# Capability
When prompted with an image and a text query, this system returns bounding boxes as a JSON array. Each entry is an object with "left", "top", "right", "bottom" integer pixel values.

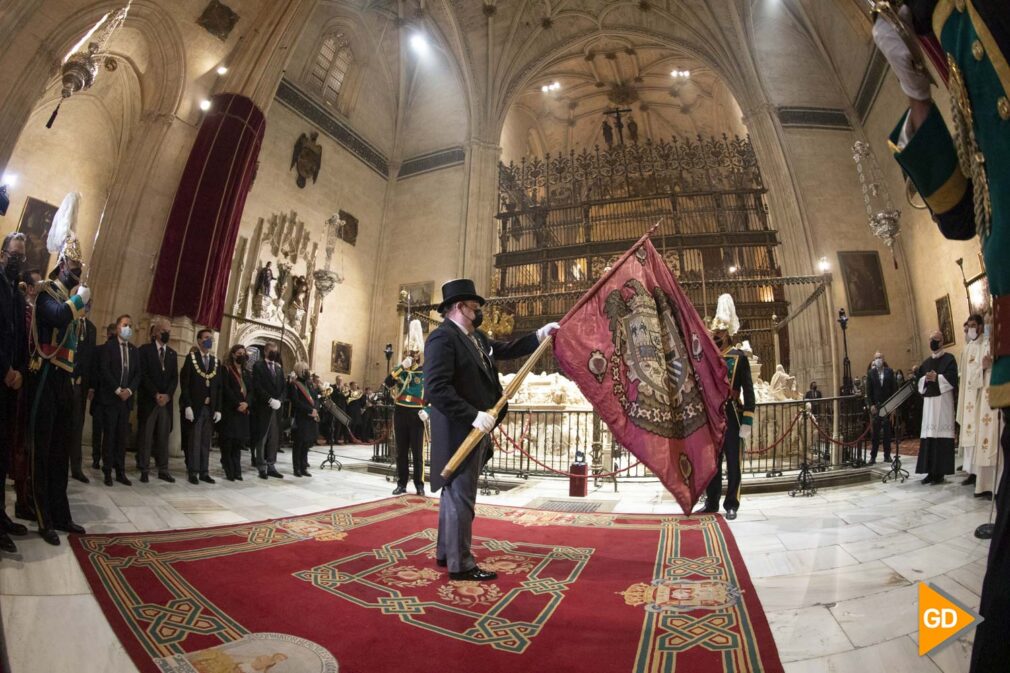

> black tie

[
  {"left": 159, "top": 346, "right": 165, "bottom": 370},
  {"left": 120, "top": 343, "right": 128, "bottom": 387}
]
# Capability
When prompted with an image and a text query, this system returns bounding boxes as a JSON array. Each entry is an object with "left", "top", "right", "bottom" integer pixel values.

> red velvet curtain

[{"left": 147, "top": 93, "right": 265, "bottom": 330}]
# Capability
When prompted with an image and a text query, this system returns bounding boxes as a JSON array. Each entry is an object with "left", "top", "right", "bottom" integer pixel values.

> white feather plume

[
  {"left": 48, "top": 192, "right": 80, "bottom": 254},
  {"left": 405, "top": 319, "right": 425, "bottom": 352},
  {"left": 712, "top": 293, "right": 740, "bottom": 336}
]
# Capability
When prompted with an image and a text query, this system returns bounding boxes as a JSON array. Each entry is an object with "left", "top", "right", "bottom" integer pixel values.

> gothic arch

[{"left": 232, "top": 322, "right": 311, "bottom": 368}]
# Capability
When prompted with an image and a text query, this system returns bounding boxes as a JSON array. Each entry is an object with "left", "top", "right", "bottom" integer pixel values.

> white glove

[
  {"left": 472, "top": 410, "right": 496, "bottom": 434},
  {"left": 76, "top": 285, "right": 91, "bottom": 305},
  {"left": 739, "top": 424, "right": 752, "bottom": 440},
  {"left": 400, "top": 356, "right": 413, "bottom": 369},
  {"left": 269, "top": 398, "right": 281, "bottom": 410},
  {"left": 184, "top": 407, "right": 194, "bottom": 422},
  {"left": 213, "top": 411, "right": 222, "bottom": 423},
  {"left": 418, "top": 409, "right": 429, "bottom": 422},
  {"left": 537, "top": 322, "right": 561, "bottom": 343},
  {"left": 872, "top": 11, "right": 931, "bottom": 101}
]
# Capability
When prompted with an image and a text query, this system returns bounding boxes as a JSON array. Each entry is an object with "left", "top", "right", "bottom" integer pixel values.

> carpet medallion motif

[{"left": 71, "top": 496, "right": 783, "bottom": 673}]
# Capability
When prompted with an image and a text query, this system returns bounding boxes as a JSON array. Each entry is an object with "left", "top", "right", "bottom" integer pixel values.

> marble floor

[{"left": 1, "top": 445, "right": 993, "bottom": 673}]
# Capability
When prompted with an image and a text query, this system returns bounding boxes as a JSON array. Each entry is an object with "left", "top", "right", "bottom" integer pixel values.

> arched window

[{"left": 308, "top": 33, "right": 352, "bottom": 106}]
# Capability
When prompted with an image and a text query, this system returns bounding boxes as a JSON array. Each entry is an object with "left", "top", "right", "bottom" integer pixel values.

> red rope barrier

[
  {"left": 808, "top": 415, "right": 873, "bottom": 446},
  {"left": 745, "top": 411, "right": 805, "bottom": 455},
  {"left": 493, "top": 422, "right": 643, "bottom": 478}
]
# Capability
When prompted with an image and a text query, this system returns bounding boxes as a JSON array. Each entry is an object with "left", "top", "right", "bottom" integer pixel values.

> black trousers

[
  {"left": 394, "top": 405, "right": 425, "bottom": 488},
  {"left": 870, "top": 415, "right": 892, "bottom": 462},
  {"left": 971, "top": 424, "right": 1010, "bottom": 673},
  {"left": 90, "top": 399, "right": 104, "bottom": 467},
  {"left": 706, "top": 412, "right": 742, "bottom": 512},
  {"left": 219, "top": 437, "right": 243, "bottom": 479},
  {"left": 0, "top": 387, "right": 15, "bottom": 512},
  {"left": 293, "top": 439, "right": 311, "bottom": 474},
  {"left": 138, "top": 405, "right": 171, "bottom": 474},
  {"left": 69, "top": 380, "right": 86, "bottom": 476},
  {"left": 28, "top": 365, "right": 73, "bottom": 529},
  {"left": 100, "top": 399, "right": 131, "bottom": 476},
  {"left": 187, "top": 407, "right": 212, "bottom": 476}
]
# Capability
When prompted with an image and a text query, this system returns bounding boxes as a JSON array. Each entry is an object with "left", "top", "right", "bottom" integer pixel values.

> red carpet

[{"left": 71, "top": 497, "right": 784, "bottom": 673}]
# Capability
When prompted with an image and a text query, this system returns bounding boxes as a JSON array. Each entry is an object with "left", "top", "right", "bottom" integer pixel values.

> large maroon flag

[{"left": 553, "top": 234, "right": 729, "bottom": 514}]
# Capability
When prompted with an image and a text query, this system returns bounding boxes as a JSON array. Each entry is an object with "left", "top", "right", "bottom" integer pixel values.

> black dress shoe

[
  {"left": 258, "top": 472, "right": 268, "bottom": 480},
  {"left": 921, "top": 475, "right": 934, "bottom": 485},
  {"left": 158, "top": 473, "right": 176, "bottom": 483},
  {"left": 92, "top": 460, "right": 101, "bottom": 470},
  {"left": 39, "top": 529, "right": 60, "bottom": 546},
  {"left": 267, "top": 468, "right": 283, "bottom": 479},
  {"left": 235, "top": 474, "right": 243, "bottom": 481},
  {"left": 199, "top": 474, "right": 216, "bottom": 484},
  {"left": 0, "top": 532, "right": 16, "bottom": 553},
  {"left": 975, "top": 491, "right": 994, "bottom": 500},
  {"left": 104, "top": 474, "right": 114, "bottom": 487},
  {"left": 415, "top": 484, "right": 425, "bottom": 496},
  {"left": 140, "top": 473, "right": 149, "bottom": 483},
  {"left": 293, "top": 470, "right": 303, "bottom": 478},
  {"left": 301, "top": 470, "right": 312, "bottom": 478},
  {"left": 55, "top": 521, "right": 85, "bottom": 535},
  {"left": 189, "top": 474, "right": 199, "bottom": 485},
  {"left": 884, "top": 455, "right": 892, "bottom": 463},
  {"left": 725, "top": 509, "right": 738, "bottom": 521},
  {"left": 931, "top": 477, "right": 947, "bottom": 485},
  {"left": 449, "top": 566, "right": 497, "bottom": 582},
  {"left": 116, "top": 474, "right": 132, "bottom": 486},
  {"left": 0, "top": 513, "right": 27, "bottom": 536},
  {"left": 71, "top": 473, "right": 90, "bottom": 484},
  {"left": 392, "top": 485, "right": 407, "bottom": 495},
  {"left": 436, "top": 558, "right": 447, "bottom": 568},
  {"left": 962, "top": 474, "right": 977, "bottom": 486}
]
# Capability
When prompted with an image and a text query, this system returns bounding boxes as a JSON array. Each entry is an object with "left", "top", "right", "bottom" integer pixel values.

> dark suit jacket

[
  {"left": 179, "top": 351, "right": 222, "bottom": 414},
  {"left": 220, "top": 365, "right": 254, "bottom": 441},
  {"left": 252, "top": 359, "right": 286, "bottom": 441},
  {"left": 865, "top": 366, "right": 897, "bottom": 408},
  {"left": 98, "top": 338, "right": 141, "bottom": 409},
  {"left": 288, "top": 378, "right": 319, "bottom": 444},
  {"left": 424, "top": 319, "right": 539, "bottom": 492},
  {"left": 138, "top": 341, "right": 178, "bottom": 425},
  {"left": 0, "top": 276, "right": 27, "bottom": 376}
]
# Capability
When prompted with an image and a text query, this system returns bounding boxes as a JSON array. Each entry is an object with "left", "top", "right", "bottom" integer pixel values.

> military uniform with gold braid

[
  {"left": 385, "top": 320, "right": 429, "bottom": 496},
  {"left": 27, "top": 192, "right": 90, "bottom": 545},
  {"left": 703, "top": 295, "right": 755, "bottom": 519},
  {"left": 875, "top": 3, "right": 1008, "bottom": 670}
]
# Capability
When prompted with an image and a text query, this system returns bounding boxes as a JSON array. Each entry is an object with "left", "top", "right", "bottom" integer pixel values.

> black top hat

[{"left": 438, "top": 278, "right": 485, "bottom": 312}]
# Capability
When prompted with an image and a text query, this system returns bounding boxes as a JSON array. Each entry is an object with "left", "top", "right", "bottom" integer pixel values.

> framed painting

[
  {"left": 936, "top": 294, "right": 956, "bottom": 347},
  {"left": 837, "top": 251, "right": 890, "bottom": 316},
  {"left": 16, "top": 196, "right": 58, "bottom": 275},
  {"left": 331, "top": 341, "right": 352, "bottom": 374}
]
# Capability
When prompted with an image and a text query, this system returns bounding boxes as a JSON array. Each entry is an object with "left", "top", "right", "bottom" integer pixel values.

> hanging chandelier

[
  {"left": 47, "top": 2, "right": 132, "bottom": 128},
  {"left": 852, "top": 140, "right": 901, "bottom": 268}
]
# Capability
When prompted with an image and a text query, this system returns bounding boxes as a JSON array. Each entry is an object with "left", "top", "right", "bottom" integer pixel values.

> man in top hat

[
  {"left": 424, "top": 279, "right": 558, "bottom": 581},
  {"left": 385, "top": 319, "right": 428, "bottom": 496},
  {"left": 700, "top": 294, "right": 754, "bottom": 521}
]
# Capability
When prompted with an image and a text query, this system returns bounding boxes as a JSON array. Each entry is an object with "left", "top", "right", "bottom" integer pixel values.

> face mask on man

[
  {"left": 120, "top": 325, "right": 133, "bottom": 340},
  {"left": 236, "top": 354, "right": 249, "bottom": 366},
  {"left": 160, "top": 331, "right": 170, "bottom": 344},
  {"left": 267, "top": 350, "right": 280, "bottom": 362},
  {"left": 930, "top": 339, "right": 942, "bottom": 352},
  {"left": 201, "top": 337, "right": 213, "bottom": 351},
  {"left": 967, "top": 327, "right": 978, "bottom": 341},
  {"left": 3, "top": 253, "right": 22, "bottom": 281},
  {"left": 873, "top": 358, "right": 883, "bottom": 368},
  {"left": 60, "top": 266, "right": 81, "bottom": 289}
]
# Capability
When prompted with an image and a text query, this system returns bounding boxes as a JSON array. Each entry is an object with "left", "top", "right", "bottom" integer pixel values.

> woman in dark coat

[
  {"left": 288, "top": 362, "right": 319, "bottom": 477},
  {"left": 219, "top": 344, "right": 254, "bottom": 481}
]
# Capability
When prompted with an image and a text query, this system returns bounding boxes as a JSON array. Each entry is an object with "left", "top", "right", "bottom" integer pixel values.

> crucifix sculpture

[{"left": 603, "top": 107, "right": 633, "bottom": 146}]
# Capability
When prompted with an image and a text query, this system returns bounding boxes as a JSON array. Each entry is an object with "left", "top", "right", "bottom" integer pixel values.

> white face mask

[
  {"left": 873, "top": 358, "right": 882, "bottom": 368},
  {"left": 967, "top": 328, "right": 978, "bottom": 341},
  {"left": 120, "top": 325, "right": 133, "bottom": 340}
]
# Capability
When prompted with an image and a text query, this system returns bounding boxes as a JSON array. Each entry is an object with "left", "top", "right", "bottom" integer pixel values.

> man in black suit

[
  {"left": 424, "top": 279, "right": 557, "bottom": 581},
  {"left": 251, "top": 342, "right": 285, "bottom": 479},
  {"left": 180, "top": 328, "right": 222, "bottom": 484},
  {"left": 91, "top": 323, "right": 116, "bottom": 470},
  {"left": 865, "top": 351, "right": 897, "bottom": 464},
  {"left": 98, "top": 314, "right": 141, "bottom": 486},
  {"left": 0, "top": 233, "right": 29, "bottom": 552},
  {"left": 137, "top": 318, "right": 178, "bottom": 483},
  {"left": 69, "top": 302, "right": 96, "bottom": 483}
]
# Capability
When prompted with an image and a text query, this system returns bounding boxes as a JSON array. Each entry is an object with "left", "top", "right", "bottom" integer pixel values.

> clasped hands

[{"left": 3, "top": 367, "right": 22, "bottom": 391}]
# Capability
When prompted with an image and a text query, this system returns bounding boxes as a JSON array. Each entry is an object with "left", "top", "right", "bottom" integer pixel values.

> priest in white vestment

[
  {"left": 917, "top": 330, "right": 958, "bottom": 485},
  {"left": 957, "top": 315, "right": 1003, "bottom": 496}
]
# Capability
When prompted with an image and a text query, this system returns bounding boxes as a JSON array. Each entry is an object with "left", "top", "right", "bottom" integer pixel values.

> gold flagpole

[{"left": 440, "top": 334, "right": 553, "bottom": 479}]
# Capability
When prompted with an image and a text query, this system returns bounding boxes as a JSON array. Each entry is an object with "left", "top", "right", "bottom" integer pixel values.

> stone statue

[
  {"left": 627, "top": 117, "right": 639, "bottom": 144},
  {"left": 602, "top": 120, "right": 614, "bottom": 148},
  {"left": 286, "top": 274, "right": 309, "bottom": 326},
  {"left": 255, "top": 261, "right": 276, "bottom": 298},
  {"left": 290, "top": 131, "right": 322, "bottom": 189},
  {"left": 276, "top": 262, "right": 291, "bottom": 298},
  {"left": 769, "top": 364, "right": 798, "bottom": 401}
]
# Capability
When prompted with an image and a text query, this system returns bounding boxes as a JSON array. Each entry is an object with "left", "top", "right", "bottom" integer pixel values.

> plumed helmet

[
  {"left": 405, "top": 319, "right": 424, "bottom": 352},
  {"left": 710, "top": 293, "right": 740, "bottom": 337}
]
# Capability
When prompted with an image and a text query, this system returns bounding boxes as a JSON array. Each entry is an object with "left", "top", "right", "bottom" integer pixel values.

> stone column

[{"left": 459, "top": 138, "right": 501, "bottom": 293}]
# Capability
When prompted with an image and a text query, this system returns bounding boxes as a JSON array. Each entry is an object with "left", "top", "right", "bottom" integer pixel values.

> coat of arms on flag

[{"left": 553, "top": 234, "right": 730, "bottom": 514}]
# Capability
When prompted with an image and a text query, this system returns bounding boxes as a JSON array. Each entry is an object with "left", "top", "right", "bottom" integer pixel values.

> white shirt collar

[{"left": 448, "top": 316, "right": 472, "bottom": 336}]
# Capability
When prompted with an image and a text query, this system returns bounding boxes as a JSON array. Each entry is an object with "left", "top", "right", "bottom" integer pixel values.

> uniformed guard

[
  {"left": 701, "top": 294, "right": 755, "bottom": 521},
  {"left": 27, "top": 192, "right": 91, "bottom": 545},
  {"left": 873, "top": 3, "right": 1008, "bottom": 670},
  {"left": 385, "top": 319, "right": 429, "bottom": 496}
]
